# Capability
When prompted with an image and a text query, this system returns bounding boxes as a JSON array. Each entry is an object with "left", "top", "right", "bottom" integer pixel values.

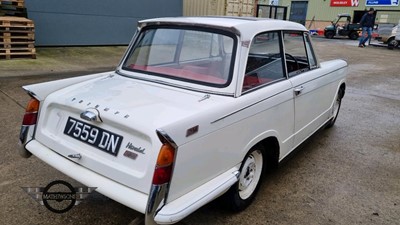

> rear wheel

[
  {"left": 225, "top": 145, "right": 265, "bottom": 211},
  {"left": 348, "top": 31, "right": 359, "bottom": 40}
]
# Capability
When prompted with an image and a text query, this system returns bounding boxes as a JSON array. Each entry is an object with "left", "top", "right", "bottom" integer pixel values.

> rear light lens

[
  {"left": 152, "top": 143, "right": 175, "bottom": 185},
  {"left": 22, "top": 98, "right": 39, "bottom": 125},
  {"left": 152, "top": 166, "right": 173, "bottom": 185},
  {"left": 156, "top": 144, "right": 175, "bottom": 167}
]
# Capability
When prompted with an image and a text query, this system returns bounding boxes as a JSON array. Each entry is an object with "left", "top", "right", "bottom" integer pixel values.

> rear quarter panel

[{"left": 163, "top": 80, "right": 294, "bottom": 203}]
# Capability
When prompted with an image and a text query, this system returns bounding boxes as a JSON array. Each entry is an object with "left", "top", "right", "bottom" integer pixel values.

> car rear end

[
  {"left": 19, "top": 74, "right": 196, "bottom": 224},
  {"left": 18, "top": 16, "right": 276, "bottom": 224}
]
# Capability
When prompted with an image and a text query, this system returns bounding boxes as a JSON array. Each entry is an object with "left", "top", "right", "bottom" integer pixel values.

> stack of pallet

[
  {"left": 0, "top": 0, "right": 27, "bottom": 17},
  {"left": 0, "top": 0, "right": 35, "bottom": 60},
  {"left": 0, "top": 16, "right": 35, "bottom": 59}
]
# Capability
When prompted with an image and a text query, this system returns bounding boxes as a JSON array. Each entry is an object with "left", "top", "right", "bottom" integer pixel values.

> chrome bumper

[
  {"left": 18, "top": 125, "right": 34, "bottom": 158},
  {"left": 145, "top": 184, "right": 168, "bottom": 225}
]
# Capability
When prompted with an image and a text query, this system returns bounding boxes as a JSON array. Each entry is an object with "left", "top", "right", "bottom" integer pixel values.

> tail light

[
  {"left": 152, "top": 141, "right": 175, "bottom": 185},
  {"left": 22, "top": 98, "right": 40, "bottom": 125}
]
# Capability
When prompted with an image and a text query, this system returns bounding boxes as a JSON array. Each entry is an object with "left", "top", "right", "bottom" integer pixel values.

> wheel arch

[
  {"left": 243, "top": 133, "right": 280, "bottom": 171},
  {"left": 259, "top": 136, "right": 280, "bottom": 171},
  {"left": 387, "top": 36, "right": 395, "bottom": 44},
  {"left": 387, "top": 37, "right": 399, "bottom": 49},
  {"left": 328, "top": 81, "right": 346, "bottom": 111},
  {"left": 339, "top": 82, "right": 346, "bottom": 99},
  {"left": 223, "top": 134, "right": 280, "bottom": 211}
]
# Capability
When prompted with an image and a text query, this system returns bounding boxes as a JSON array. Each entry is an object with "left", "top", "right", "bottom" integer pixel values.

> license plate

[{"left": 63, "top": 117, "right": 123, "bottom": 156}]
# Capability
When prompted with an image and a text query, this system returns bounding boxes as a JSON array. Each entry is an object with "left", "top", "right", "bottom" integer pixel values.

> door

[
  {"left": 282, "top": 31, "right": 332, "bottom": 147},
  {"left": 289, "top": 1, "right": 308, "bottom": 25},
  {"left": 241, "top": 31, "right": 295, "bottom": 158}
]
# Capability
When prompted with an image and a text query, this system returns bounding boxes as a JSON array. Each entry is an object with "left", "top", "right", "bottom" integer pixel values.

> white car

[
  {"left": 387, "top": 25, "right": 399, "bottom": 49},
  {"left": 19, "top": 17, "right": 347, "bottom": 224}
]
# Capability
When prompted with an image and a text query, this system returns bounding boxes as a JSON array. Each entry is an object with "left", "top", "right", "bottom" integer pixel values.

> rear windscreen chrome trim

[{"left": 116, "top": 70, "right": 235, "bottom": 97}]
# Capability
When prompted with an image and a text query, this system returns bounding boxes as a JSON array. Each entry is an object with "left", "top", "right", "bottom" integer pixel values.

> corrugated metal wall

[
  {"left": 183, "top": 0, "right": 256, "bottom": 17},
  {"left": 25, "top": 0, "right": 182, "bottom": 46},
  {"left": 226, "top": 0, "right": 255, "bottom": 16},
  {"left": 183, "top": 0, "right": 226, "bottom": 16}
]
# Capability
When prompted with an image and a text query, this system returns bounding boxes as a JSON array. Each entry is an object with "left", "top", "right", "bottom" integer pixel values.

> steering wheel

[{"left": 285, "top": 53, "right": 299, "bottom": 72}]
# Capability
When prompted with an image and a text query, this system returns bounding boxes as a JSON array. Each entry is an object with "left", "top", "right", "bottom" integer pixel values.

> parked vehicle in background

[
  {"left": 19, "top": 17, "right": 347, "bottom": 225},
  {"left": 324, "top": 13, "right": 361, "bottom": 40},
  {"left": 387, "top": 25, "right": 399, "bottom": 49},
  {"left": 374, "top": 23, "right": 396, "bottom": 43}
]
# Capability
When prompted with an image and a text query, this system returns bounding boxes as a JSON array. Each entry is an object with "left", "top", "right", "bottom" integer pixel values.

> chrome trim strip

[
  {"left": 145, "top": 129, "right": 178, "bottom": 224},
  {"left": 68, "top": 154, "right": 82, "bottom": 159},
  {"left": 18, "top": 125, "right": 33, "bottom": 158},
  {"left": 19, "top": 125, "right": 29, "bottom": 145},
  {"left": 116, "top": 70, "right": 234, "bottom": 97},
  {"left": 211, "top": 87, "right": 292, "bottom": 124},
  {"left": 289, "top": 65, "right": 347, "bottom": 84},
  {"left": 145, "top": 184, "right": 168, "bottom": 225},
  {"left": 156, "top": 129, "right": 178, "bottom": 148}
]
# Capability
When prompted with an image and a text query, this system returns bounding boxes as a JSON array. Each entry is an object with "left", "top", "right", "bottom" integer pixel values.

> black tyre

[
  {"left": 348, "top": 32, "right": 359, "bottom": 40},
  {"left": 325, "top": 31, "right": 335, "bottom": 39},
  {"left": 326, "top": 87, "right": 345, "bottom": 128},
  {"left": 225, "top": 145, "right": 265, "bottom": 211},
  {"left": 388, "top": 37, "right": 399, "bottom": 50}
]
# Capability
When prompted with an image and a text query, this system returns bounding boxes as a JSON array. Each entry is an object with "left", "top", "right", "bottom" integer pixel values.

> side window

[
  {"left": 304, "top": 33, "right": 317, "bottom": 69},
  {"left": 283, "top": 31, "right": 313, "bottom": 77},
  {"left": 243, "top": 31, "right": 285, "bottom": 92}
]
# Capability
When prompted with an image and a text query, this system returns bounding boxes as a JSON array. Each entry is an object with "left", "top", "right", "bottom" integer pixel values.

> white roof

[{"left": 139, "top": 16, "right": 308, "bottom": 40}]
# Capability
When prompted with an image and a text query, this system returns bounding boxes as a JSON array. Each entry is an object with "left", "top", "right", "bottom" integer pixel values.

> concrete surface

[
  {"left": 0, "top": 37, "right": 399, "bottom": 225},
  {"left": 0, "top": 46, "right": 128, "bottom": 77}
]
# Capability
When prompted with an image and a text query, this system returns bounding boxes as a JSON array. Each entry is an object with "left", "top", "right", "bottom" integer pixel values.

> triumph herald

[{"left": 19, "top": 17, "right": 347, "bottom": 224}]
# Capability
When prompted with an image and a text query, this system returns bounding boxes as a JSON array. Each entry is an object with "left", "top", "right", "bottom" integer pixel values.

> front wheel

[
  {"left": 225, "top": 145, "right": 265, "bottom": 211},
  {"left": 388, "top": 38, "right": 399, "bottom": 50}
]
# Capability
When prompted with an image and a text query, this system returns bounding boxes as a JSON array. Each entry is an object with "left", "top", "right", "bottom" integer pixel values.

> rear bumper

[
  {"left": 155, "top": 167, "right": 239, "bottom": 224},
  {"left": 25, "top": 140, "right": 149, "bottom": 214},
  {"left": 19, "top": 125, "right": 34, "bottom": 158},
  {"left": 24, "top": 139, "right": 240, "bottom": 224}
]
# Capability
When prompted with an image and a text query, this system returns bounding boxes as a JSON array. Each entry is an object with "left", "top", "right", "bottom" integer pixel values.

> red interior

[
  {"left": 243, "top": 75, "right": 273, "bottom": 91},
  {"left": 129, "top": 64, "right": 225, "bottom": 84}
]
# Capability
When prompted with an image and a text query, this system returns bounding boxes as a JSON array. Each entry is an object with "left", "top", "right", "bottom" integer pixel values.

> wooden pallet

[
  {"left": 0, "top": 0, "right": 25, "bottom": 8},
  {"left": 0, "top": 0, "right": 27, "bottom": 17},
  {"left": 0, "top": 16, "right": 35, "bottom": 42},
  {"left": 0, "top": 40, "right": 34, "bottom": 48},
  {"left": 0, "top": 16, "right": 35, "bottom": 60},
  {"left": 0, "top": 47, "right": 35, "bottom": 59},
  {"left": 0, "top": 16, "right": 33, "bottom": 27},
  {"left": 0, "top": 27, "right": 34, "bottom": 35},
  {"left": 0, "top": 7, "right": 28, "bottom": 18},
  {"left": 0, "top": 32, "right": 35, "bottom": 42}
]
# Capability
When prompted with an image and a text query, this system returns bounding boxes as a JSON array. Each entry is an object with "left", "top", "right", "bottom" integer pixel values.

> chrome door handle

[{"left": 294, "top": 86, "right": 304, "bottom": 95}]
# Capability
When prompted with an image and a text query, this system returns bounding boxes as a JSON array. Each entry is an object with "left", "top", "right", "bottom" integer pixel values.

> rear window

[{"left": 122, "top": 27, "right": 236, "bottom": 87}]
